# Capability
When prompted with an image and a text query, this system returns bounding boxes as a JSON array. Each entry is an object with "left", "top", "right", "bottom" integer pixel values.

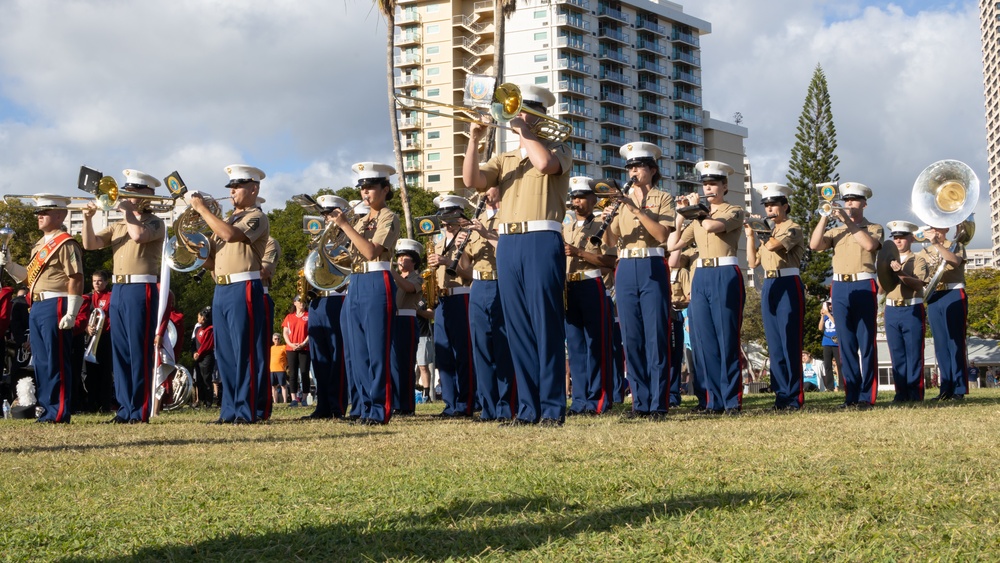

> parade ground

[{"left": 2, "top": 390, "right": 998, "bottom": 561}]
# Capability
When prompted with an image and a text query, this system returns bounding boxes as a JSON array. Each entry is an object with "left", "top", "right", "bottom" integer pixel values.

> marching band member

[
  {"left": 332, "top": 162, "right": 400, "bottom": 426},
  {"left": 82, "top": 170, "right": 165, "bottom": 423},
  {"left": 667, "top": 246, "right": 695, "bottom": 410},
  {"left": 920, "top": 224, "right": 968, "bottom": 402},
  {"left": 304, "top": 195, "right": 350, "bottom": 419},
  {"left": 882, "top": 221, "right": 927, "bottom": 403},
  {"left": 391, "top": 238, "right": 425, "bottom": 416},
  {"left": 669, "top": 161, "right": 745, "bottom": 415},
  {"left": 608, "top": 143, "right": 675, "bottom": 420},
  {"left": 427, "top": 195, "right": 475, "bottom": 418},
  {"left": 564, "top": 177, "right": 616, "bottom": 416},
  {"left": 744, "top": 183, "right": 806, "bottom": 411},
  {"left": 0, "top": 194, "right": 84, "bottom": 423},
  {"left": 462, "top": 84, "right": 570, "bottom": 427},
  {"left": 189, "top": 164, "right": 271, "bottom": 424},
  {"left": 459, "top": 188, "right": 515, "bottom": 422},
  {"left": 82, "top": 270, "right": 114, "bottom": 412},
  {"left": 809, "top": 182, "right": 882, "bottom": 409},
  {"left": 193, "top": 307, "right": 216, "bottom": 408},
  {"left": 603, "top": 270, "right": 627, "bottom": 405}
]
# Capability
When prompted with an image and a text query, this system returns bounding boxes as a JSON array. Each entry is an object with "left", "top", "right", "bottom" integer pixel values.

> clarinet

[
  {"left": 445, "top": 197, "right": 489, "bottom": 277},
  {"left": 589, "top": 176, "right": 636, "bottom": 246}
]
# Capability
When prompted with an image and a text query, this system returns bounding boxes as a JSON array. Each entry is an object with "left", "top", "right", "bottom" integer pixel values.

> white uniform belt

[
  {"left": 886, "top": 297, "right": 923, "bottom": 307},
  {"left": 936, "top": 282, "right": 965, "bottom": 291},
  {"left": 696, "top": 256, "right": 739, "bottom": 268},
  {"left": 32, "top": 291, "right": 69, "bottom": 302},
  {"left": 833, "top": 272, "right": 875, "bottom": 282},
  {"left": 473, "top": 270, "right": 497, "bottom": 281},
  {"left": 497, "top": 220, "right": 562, "bottom": 235},
  {"left": 216, "top": 271, "right": 261, "bottom": 285},
  {"left": 263, "top": 287, "right": 270, "bottom": 294},
  {"left": 619, "top": 247, "right": 666, "bottom": 259},
  {"left": 764, "top": 268, "right": 800, "bottom": 279},
  {"left": 317, "top": 289, "right": 346, "bottom": 298},
  {"left": 352, "top": 261, "right": 391, "bottom": 273},
  {"left": 440, "top": 286, "right": 472, "bottom": 297},
  {"left": 397, "top": 309, "right": 417, "bottom": 317},
  {"left": 606, "top": 290, "right": 613, "bottom": 297},
  {"left": 567, "top": 269, "right": 602, "bottom": 282},
  {"left": 113, "top": 274, "right": 157, "bottom": 284}
]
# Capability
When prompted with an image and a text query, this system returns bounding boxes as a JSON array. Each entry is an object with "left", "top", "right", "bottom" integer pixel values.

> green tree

[
  {"left": 0, "top": 200, "right": 42, "bottom": 272},
  {"left": 966, "top": 268, "right": 1000, "bottom": 339},
  {"left": 786, "top": 63, "right": 840, "bottom": 299}
]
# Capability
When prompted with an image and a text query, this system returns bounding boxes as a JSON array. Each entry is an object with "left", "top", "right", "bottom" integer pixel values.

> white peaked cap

[
  {"left": 840, "top": 182, "right": 872, "bottom": 199},
  {"left": 569, "top": 176, "right": 595, "bottom": 195},
  {"left": 317, "top": 195, "right": 349, "bottom": 211},
  {"left": 31, "top": 193, "right": 71, "bottom": 209},
  {"left": 224, "top": 164, "right": 266, "bottom": 183},
  {"left": 696, "top": 160, "right": 736, "bottom": 179},
  {"left": 887, "top": 220, "right": 918, "bottom": 235},
  {"left": 395, "top": 238, "right": 424, "bottom": 255},
  {"left": 620, "top": 142, "right": 662, "bottom": 162},
  {"left": 433, "top": 194, "right": 470, "bottom": 210},
  {"left": 518, "top": 84, "right": 556, "bottom": 107},
  {"left": 350, "top": 199, "right": 370, "bottom": 215},
  {"left": 756, "top": 183, "right": 793, "bottom": 201},
  {"left": 121, "top": 169, "right": 162, "bottom": 189},
  {"left": 352, "top": 162, "right": 396, "bottom": 184}
]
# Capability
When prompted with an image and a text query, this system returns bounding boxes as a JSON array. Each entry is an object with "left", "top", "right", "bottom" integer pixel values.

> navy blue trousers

[
  {"left": 616, "top": 257, "right": 671, "bottom": 414},
  {"left": 308, "top": 294, "right": 348, "bottom": 417},
  {"left": 669, "top": 310, "right": 684, "bottom": 407},
  {"left": 566, "top": 278, "right": 613, "bottom": 414},
  {"left": 689, "top": 265, "right": 745, "bottom": 411},
  {"left": 470, "top": 279, "right": 515, "bottom": 420},
  {"left": 496, "top": 232, "right": 566, "bottom": 422},
  {"left": 214, "top": 279, "right": 269, "bottom": 422},
  {"left": 608, "top": 295, "right": 626, "bottom": 404},
  {"left": 29, "top": 298, "right": 73, "bottom": 423},
  {"left": 927, "top": 289, "right": 968, "bottom": 397},
  {"left": 831, "top": 279, "right": 879, "bottom": 405},
  {"left": 884, "top": 304, "right": 925, "bottom": 401},
  {"left": 341, "top": 271, "right": 395, "bottom": 424},
  {"left": 435, "top": 293, "right": 475, "bottom": 416},
  {"left": 110, "top": 283, "right": 157, "bottom": 422},
  {"left": 761, "top": 276, "right": 806, "bottom": 409},
  {"left": 391, "top": 313, "right": 417, "bottom": 414}
]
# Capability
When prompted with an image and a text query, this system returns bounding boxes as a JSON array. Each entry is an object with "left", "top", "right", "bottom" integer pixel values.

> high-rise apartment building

[
  {"left": 392, "top": 0, "right": 744, "bottom": 197},
  {"left": 982, "top": 0, "right": 999, "bottom": 264}
]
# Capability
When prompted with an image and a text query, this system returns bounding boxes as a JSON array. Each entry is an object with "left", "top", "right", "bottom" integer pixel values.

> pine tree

[{"left": 786, "top": 64, "right": 840, "bottom": 298}]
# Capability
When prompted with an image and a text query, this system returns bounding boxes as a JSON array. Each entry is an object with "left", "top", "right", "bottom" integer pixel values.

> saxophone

[{"left": 421, "top": 266, "right": 438, "bottom": 311}]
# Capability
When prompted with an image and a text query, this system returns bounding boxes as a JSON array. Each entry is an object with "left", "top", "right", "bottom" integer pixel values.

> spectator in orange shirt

[{"left": 270, "top": 332, "right": 289, "bottom": 404}]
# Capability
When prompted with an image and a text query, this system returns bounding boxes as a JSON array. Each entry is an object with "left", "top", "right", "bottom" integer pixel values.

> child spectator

[{"left": 270, "top": 332, "right": 289, "bottom": 404}]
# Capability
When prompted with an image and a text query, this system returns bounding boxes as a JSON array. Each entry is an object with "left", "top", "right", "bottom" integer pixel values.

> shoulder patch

[{"left": 247, "top": 217, "right": 260, "bottom": 231}]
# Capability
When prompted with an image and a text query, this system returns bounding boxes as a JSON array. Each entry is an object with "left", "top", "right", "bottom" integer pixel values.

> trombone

[
  {"left": 78, "top": 174, "right": 178, "bottom": 212},
  {"left": 394, "top": 82, "right": 572, "bottom": 142},
  {"left": 815, "top": 182, "right": 845, "bottom": 217}
]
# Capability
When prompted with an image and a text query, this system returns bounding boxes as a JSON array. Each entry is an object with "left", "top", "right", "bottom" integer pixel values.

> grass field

[{"left": 2, "top": 389, "right": 999, "bottom": 562}]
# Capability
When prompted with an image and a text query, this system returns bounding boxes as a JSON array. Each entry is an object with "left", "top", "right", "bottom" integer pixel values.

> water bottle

[
  {"left": 414, "top": 390, "right": 424, "bottom": 405},
  {"left": 2, "top": 399, "right": 10, "bottom": 420}
]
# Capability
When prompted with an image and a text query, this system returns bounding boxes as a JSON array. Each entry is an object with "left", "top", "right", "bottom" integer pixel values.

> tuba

[
  {"left": 911, "top": 160, "right": 978, "bottom": 300},
  {"left": 82, "top": 307, "right": 105, "bottom": 364},
  {"left": 164, "top": 196, "right": 223, "bottom": 272},
  {"left": 154, "top": 321, "right": 193, "bottom": 411},
  {"left": 302, "top": 209, "right": 354, "bottom": 292}
]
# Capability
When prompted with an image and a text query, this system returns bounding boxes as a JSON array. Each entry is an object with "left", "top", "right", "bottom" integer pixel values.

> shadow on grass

[{"left": 74, "top": 491, "right": 797, "bottom": 562}]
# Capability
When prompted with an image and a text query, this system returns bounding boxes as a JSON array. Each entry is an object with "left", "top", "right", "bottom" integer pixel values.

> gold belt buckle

[
  {"left": 115, "top": 275, "right": 125, "bottom": 284},
  {"left": 937, "top": 282, "right": 946, "bottom": 291},
  {"left": 568, "top": 272, "right": 581, "bottom": 282},
  {"left": 841, "top": 274, "right": 854, "bottom": 282},
  {"left": 765, "top": 270, "right": 778, "bottom": 279},
  {"left": 702, "top": 258, "right": 717, "bottom": 268},
  {"left": 507, "top": 222, "right": 524, "bottom": 234},
  {"left": 353, "top": 264, "right": 365, "bottom": 274},
  {"left": 482, "top": 271, "right": 496, "bottom": 281},
  {"left": 216, "top": 275, "right": 228, "bottom": 285},
  {"left": 890, "top": 299, "right": 901, "bottom": 307}
]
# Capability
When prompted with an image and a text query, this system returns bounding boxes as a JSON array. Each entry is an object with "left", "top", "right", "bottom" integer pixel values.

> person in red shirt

[
  {"left": 192, "top": 307, "right": 216, "bottom": 408},
  {"left": 80, "top": 270, "right": 114, "bottom": 412},
  {"left": 281, "top": 296, "right": 310, "bottom": 406}
]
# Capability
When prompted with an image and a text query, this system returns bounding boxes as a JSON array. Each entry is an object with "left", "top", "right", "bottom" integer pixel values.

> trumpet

[
  {"left": 817, "top": 201, "right": 846, "bottom": 217},
  {"left": 76, "top": 172, "right": 178, "bottom": 212},
  {"left": 83, "top": 307, "right": 106, "bottom": 364},
  {"left": 0, "top": 225, "right": 13, "bottom": 255},
  {"left": 815, "top": 182, "right": 844, "bottom": 217}
]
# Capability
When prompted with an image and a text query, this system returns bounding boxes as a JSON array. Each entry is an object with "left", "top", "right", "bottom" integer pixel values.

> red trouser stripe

[
  {"left": 56, "top": 298, "right": 67, "bottom": 422},
  {"left": 382, "top": 272, "right": 394, "bottom": 422},
  {"left": 246, "top": 282, "right": 257, "bottom": 420}
]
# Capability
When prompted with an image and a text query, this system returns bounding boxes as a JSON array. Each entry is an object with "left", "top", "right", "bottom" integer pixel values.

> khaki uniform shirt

[
  {"left": 464, "top": 212, "right": 499, "bottom": 276},
  {"left": 262, "top": 236, "right": 281, "bottom": 283},
  {"left": 95, "top": 214, "right": 165, "bottom": 276},
  {"left": 885, "top": 252, "right": 929, "bottom": 301},
  {"left": 434, "top": 230, "right": 470, "bottom": 290},
  {"left": 670, "top": 248, "right": 696, "bottom": 309},
  {"left": 610, "top": 189, "right": 676, "bottom": 249},
  {"left": 211, "top": 207, "right": 269, "bottom": 277},
  {"left": 347, "top": 208, "right": 399, "bottom": 266},
  {"left": 563, "top": 215, "right": 611, "bottom": 275},
  {"left": 31, "top": 234, "right": 83, "bottom": 293},
  {"left": 479, "top": 143, "right": 572, "bottom": 223},
  {"left": 677, "top": 202, "right": 744, "bottom": 259},
  {"left": 823, "top": 220, "right": 883, "bottom": 275},
  {"left": 759, "top": 220, "right": 805, "bottom": 271},
  {"left": 919, "top": 244, "right": 966, "bottom": 285},
  {"left": 396, "top": 270, "right": 423, "bottom": 311}
]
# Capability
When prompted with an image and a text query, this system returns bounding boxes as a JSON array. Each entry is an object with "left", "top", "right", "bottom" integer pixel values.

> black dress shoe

[
  {"left": 930, "top": 393, "right": 951, "bottom": 402},
  {"left": 507, "top": 418, "right": 534, "bottom": 427},
  {"left": 301, "top": 412, "right": 334, "bottom": 420},
  {"left": 233, "top": 418, "right": 252, "bottom": 425},
  {"left": 689, "top": 406, "right": 708, "bottom": 414},
  {"left": 566, "top": 410, "right": 584, "bottom": 417},
  {"left": 104, "top": 416, "right": 129, "bottom": 424},
  {"left": 856, "top": 402, "right": 873, "bottom": 411},
  {"left": 496, "top": 417, "right": 511, "bottom": 426},
  {"left": 432, "top": 411, "right": 460, "bottom": 418},
  {"left": 622, "top": 410, "right": 648, "bottom": 419},
  {"left": 722, "top": 408, "right": 741, "bottom": 416},
  {"left": 648, "top": 412, "right": 668, "bottom": 422},
  {"left": 951, "top": 394, "right": 965, "bottom": 401},
  {"left": 360, "top": 418, "right": 384, "bottom": 426},
  {"left": 206, "top": 418, "right": 226, "bottom": 425},
  {"left": 539, "top": 418, "right": 563, "bottom": 427},
  {"left": 836, "top": 402, "right": 857, "bottom": 409}
]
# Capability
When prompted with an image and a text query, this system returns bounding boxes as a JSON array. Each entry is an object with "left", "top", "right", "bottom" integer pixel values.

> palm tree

[
  {"left": 376, "top": 0, "right": 415, "bottom": 238},
  {"left": 483, "top": 0, "right": 519, "bottom": 159}
]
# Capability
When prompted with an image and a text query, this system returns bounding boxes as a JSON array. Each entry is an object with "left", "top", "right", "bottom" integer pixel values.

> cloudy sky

[{"left": 0, "top": 0, "right": 990, "bottom": 246}]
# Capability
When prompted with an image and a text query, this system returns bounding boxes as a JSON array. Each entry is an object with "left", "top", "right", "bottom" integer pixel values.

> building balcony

[
  {"left": 635, "top": 19, "right": 666, "bottom": 35},
  {"left": 556, "top": 35, "right": 591, "bottom": 53},
  {"left": 394, "top": 53, "right": 421, "bottom": 67},
  {"left": 637, "top": 80, "right": 669, "bottom": 96},
  {"left": 598, "top": 47, "right": 630, "bottom": 65},
  {"left": 557, "top": 58, "right": 591, "bottom": 75},
  {"left": 396, "top": 12, "right": 420, "bottom": 25},
  {"left": 637, "top": 59, "right": 668, "bottom": 76},
  {"left": 675, "top": 130, "right": 703, "bottom": 144},
  {"left": 473, "top": 0, "right": 493, "bottom": 12},
  {"left": 637, "top": 99, "right": 668, "bottom": 115},
  {"left": 570, "top": 125, "right": 594, "bottom": 140},
  {"left": 403, "top": 161, "right": 422, "bottom": 172},
  {"left": 394, "top": 33, "right": 421, "bottom": 46},
  {"left": 572, "top": 149, "right": 595, "bottom": 162},
  {"left": 556, "top": 14, "right": 591, "bottom": 32},
  {"left": 673, "top": 90, "right": 702, "bottom": 105},
  {"left": 672, "top": 30, "right": 700, "bottom": 47},
  {"left": 600, "top": 132, "right": 629, "bottom": 146},
  {"left": 639, "top": 122, "right": 670, "bottom": 137},
  {"left": 394, "top": 75, "right": 420, "bottom": 88},
  {"left": 557, "top": 80, "right": 592, "bottom": 96},
  {"left": 399, "top": 117, "right": 422, "bottom": 129},
  {"left": 600, "top": 91, "right": 631, "bottom": 106},
  {"left": 673, "top": 110, "right": 703, "bottom": 124},
  {"left": 402, "top": 138, "right": 421, "bottom": 150},
  {"left": 599, "top": 112, "right": 631, "bottom": 127},
  {"left": 554, "top": 0, "right": 590, "bottom": 10},
  {"left": 556, "top": 102, "right": 593, "bottom": 118},
  {"left": 636, "top": 38, "right": 668, "bottom": 56},
  {"left": 674, "top": 149, "right": 701, "bottom": 162},
  {"left": 672, "top": 70, "right": 702, "bottom": 86},
  {"left": 598, "top": 27, "right": 629, "bottom": 44},
  {"left": 672, "top": 50, "right": 701, "bottom": 66},
  {"left": 597, "top": 4, "right": 629, "bottom": 23},
  {"left": 598, "top": 68, "right": 631, "bottom": 85},
  {"left": 600, "top": 155, "right": 627, "bottom": 168}
]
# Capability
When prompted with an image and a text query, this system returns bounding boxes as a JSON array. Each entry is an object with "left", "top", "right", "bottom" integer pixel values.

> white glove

[
  {"left": 2, "top": 250, "right": 27, "bottom": 283},
  {"left": 58, "top": 294, "right": 84, "bottom": 331},
  {"left": 0, "top": 248, "right": 7, "bottom": 267}
]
